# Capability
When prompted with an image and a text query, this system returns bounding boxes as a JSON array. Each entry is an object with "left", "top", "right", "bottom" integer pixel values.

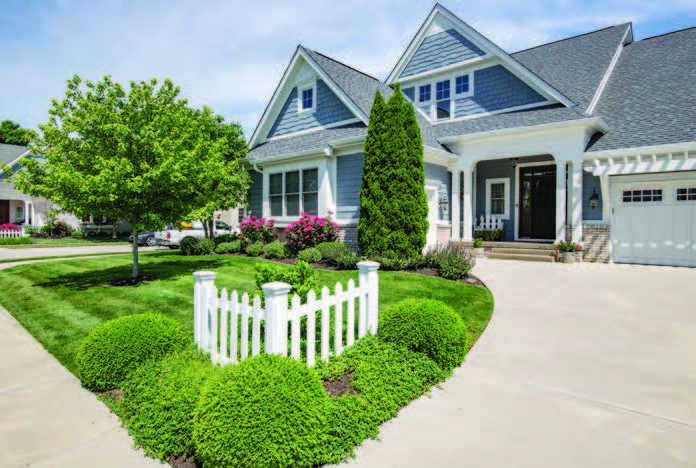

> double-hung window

[
  {"left": 486, "top": 178, "right": 510, "bottom": 219},
  {"left": 269, "top": 169, "right": 319, "bottom": 217},
  {"left": 298, "top": 83, "right": 316, "bottom": 113},
  {"left": 418, "top": 84, "right": 431, "bottom": 102},
  {"left": 435, "top": 80, "right": 451, "bottom": 120}
]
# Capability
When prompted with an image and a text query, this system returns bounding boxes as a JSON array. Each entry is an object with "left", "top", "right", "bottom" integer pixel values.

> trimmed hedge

[
  {"left": 317, "top": 242, "right": 349, "bottom": 264},
  {"left": 379, "top": 299, "right": 468, "bottom": 371},
  {"left": 473, "top": 228, "right": 504, "bottom": 241},
  {"left": 264, "top": 241, "right": 287, "bottom": 259},
  {"left": 215, "top": 242, "right": 236, "bottom": 254},
  {"left": 297, "top": 247, "right": 321, "bottom": 263},
  {"left": 246, "top": 241, "right": 264, "bottom": 256},
  {"left": 121, "top": 348, "right": 220, "bottom": 460},
  {"left": 75, "top": 314, "right": 188, "bottom": 391},
  {"left": 0, "top": 237, "right": 32, "bottom": 245},
  {"left": 193, "top": 354, "right": 329, "bottom": 468}
]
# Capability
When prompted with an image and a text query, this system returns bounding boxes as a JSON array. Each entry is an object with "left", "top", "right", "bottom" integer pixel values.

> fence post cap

[
  {"left": 357, "top": 261, "right": 380, "bottom": 271},
  {"left": 262, "top": 282, "right": 292, "bottom": 294},
  {"left": 193, "top": 271, "right": 217, "bottom": 280}
]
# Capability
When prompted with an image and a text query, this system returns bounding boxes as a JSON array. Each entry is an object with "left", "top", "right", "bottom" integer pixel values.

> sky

[{"left": 1, "top": 0, "right": 694, "bottom": 140}]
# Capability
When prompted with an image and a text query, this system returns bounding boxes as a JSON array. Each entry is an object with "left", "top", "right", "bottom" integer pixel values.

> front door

[
  {"left": 518, "top": 165, "right": 556, "bottom": 239},
  {"left": 0, "top": 200, "right": 9, "bottom": 225}
]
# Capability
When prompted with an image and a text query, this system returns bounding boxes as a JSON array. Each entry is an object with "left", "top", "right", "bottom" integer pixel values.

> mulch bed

[
  {"left": 169, "top": 455, "right": 202, "bottom": 468},
  {"left": 322, "top": 373, "right": 358, "bottom": 397},
  {"left": 109, "top": 275, "right": 156, "bottom": 287}
]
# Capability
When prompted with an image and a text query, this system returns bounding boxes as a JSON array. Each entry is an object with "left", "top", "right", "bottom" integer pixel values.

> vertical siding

[
  {"left": 336, "top": 153, "right": 364, "bottom": 221},
  {"left": 425, "top": 163, "right": 451, "bottom": 222},
  {"left": 400, "top": 29, "right": 485, "bottom": 78},
  {"left": 267, "top": 80, "right": 355, "bottom": 138},
  {"left": 583, "top": 171, "right": 603, "bottom": 220},
  {"left": 247, "top": 170, "right": 263, "bottom": 217},
  {"left": 454, "top": 65, "right": 546, "bottom": 118}
]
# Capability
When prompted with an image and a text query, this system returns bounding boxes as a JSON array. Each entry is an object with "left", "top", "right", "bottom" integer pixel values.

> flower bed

[{"left": 285, "top": 213, "right": 338, "bottom": 254}]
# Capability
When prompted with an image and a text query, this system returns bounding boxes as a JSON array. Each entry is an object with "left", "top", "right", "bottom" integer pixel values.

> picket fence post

[
  {"left": 193, "top": 271, "right": 217, "bottom": 350},
  {"left": 263, "top": 282, "right": 291, "bottom": 356},
  {"left": 358, "top": 261, "right": 380, "bottom": 335}
]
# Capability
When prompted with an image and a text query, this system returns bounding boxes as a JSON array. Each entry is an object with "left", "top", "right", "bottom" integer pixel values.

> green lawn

[
  {"left": 1, "top": 237, "right": 130, "bottom": 249},
  {"left": 0, "top": 252, "right": 493, "bottom": 375}
]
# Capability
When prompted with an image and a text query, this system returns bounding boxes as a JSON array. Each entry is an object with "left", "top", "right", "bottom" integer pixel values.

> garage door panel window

[
  {"left": 676, "top": 188, "right": 696, "bottom": 201},
  {"left": 622, "top": 189, "right": 662, "bottom": 203}
]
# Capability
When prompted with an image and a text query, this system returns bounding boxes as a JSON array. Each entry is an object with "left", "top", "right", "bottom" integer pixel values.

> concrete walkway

[
  {"left": 0, "top": 259, "right": 162, "bottom": 467},
  {"left": 343, "top": 260, "right": 696, "bottom": 467},
  {"left": 0, "top": 245, "right": 158, "bottom": 261}
]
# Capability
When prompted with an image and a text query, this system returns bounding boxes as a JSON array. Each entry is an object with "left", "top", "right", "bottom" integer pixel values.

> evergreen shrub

[
  {"left": 264, "top": 240, "right": 287, "bottom": 259},
  {"left": 297, "top": 247, "right": 321, "bottom": 263},
  {"left": 246, "top": 241, "right": 264, "bottom": 256}
]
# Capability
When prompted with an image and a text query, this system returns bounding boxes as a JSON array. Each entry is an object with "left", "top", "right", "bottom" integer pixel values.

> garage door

[{"left": 612, "top": 174, "right": 696, "bottom": 266}]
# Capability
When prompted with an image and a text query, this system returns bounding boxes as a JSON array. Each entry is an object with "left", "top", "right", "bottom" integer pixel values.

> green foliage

[
  {"left": 240, "top": 216, "right": 275, "bottom": 244},
  {"left": 473, "top": 229, "right": 504, "bottom": 241},
  {"left": 193, "top": 354, "right": 329, "bottom": 468},
  {"left": 75, "top": 313, "right": 188, "bottom": 391},
  {"left": 264, "top": 240, "right": 287, "bottom": 259},
  {"left": 317, "top": 242, "right": 349, "bottom": 264},
  {"left": 440, "top": 255, "right": 472, "bottom": 280},
  {"left": 246, "top": 241, "right": 264, "bottom": 257},
  {"left": 213, "top": 233, "right": 239, "bottom": 246},
  {"left": 0, "top": 120, "right": 37, "bottom": 145},
  {"left": 358, "top": 85, "right": 428, "bottom": 258},
  {"left": 368, "top": 256, "right": 410, "bottom": 271},
  {"left": 255, "top": 260, "right": 318, "bottom": 303},
  {"left": 379, "top": 299, "right": 468, "bottom": 371},
  {"left": 121, "top": 348, "right": 219, "bottom": 460},
  {"left": 11, "top": 75, "right": 248, "bottom": 277},
  {"left": 297, "top": 247, "right": 321, "bottom": 263},
  {"left": 215, "top": 242, "right": 236, "bottom": 254},
  {"left": 179, "top": 236, "right": 199, "bottom": 256},
  {"left": 314, "top": 336, "right": 445, "bottom": 463},
  {"left": 336, "top": 252, "right": 362, "bottom": 270},
  {"left": 555, "top": 241, "right": 578, "bottom": 253},
  {"left": 285, "top": 214, "right": 339, "bottom": 254},
  {"left": 473, "top": 238, "right": 484, "bottom": 248},
  {"left": 198, "top": 238, "right": 216, "bottom": 256},
  {"left": 0, "top": 237, "right": 32, "bottom": 245}
]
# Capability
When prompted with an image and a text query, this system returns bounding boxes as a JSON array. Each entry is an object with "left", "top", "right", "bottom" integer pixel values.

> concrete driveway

[{"left": 343, "top": 260, "right": 696, "bottom": 467}]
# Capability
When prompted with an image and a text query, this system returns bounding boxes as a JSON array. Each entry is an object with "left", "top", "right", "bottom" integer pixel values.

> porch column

[
  {"left": 450, "top": 169, "right": 461, "bottom": 241},
  {"left": 570, "top": 161, "right": 584, "bottom": 244},
  {"left": 23, "top": 200, "right": 28, "bottom": 224},
  {"left": 600, "top": 175, "right": 611, "bottom": 224},
  {"left": 555, "top": 159, "right": 567, "bottom": 242},
  {"left": 462, "top": 162, "right": 473, "bottom": 241}
]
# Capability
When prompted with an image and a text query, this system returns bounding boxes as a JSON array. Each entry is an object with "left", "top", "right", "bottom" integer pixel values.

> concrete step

[
  {"left": 486, "top": 252, "right": 557, "bottom": 263},
  {"left": 487, "top": 247, "right": 556, "bottom": 255},
  {"left": 454, "top": 241, "right": 554, "bottom": 250}
]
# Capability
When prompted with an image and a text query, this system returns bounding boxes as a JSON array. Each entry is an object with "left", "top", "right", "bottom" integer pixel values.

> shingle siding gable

[
  {"left": 267, "top": 80, "right": 355, "bottom": 139},
  {"left": 401, "top": 29, "right": 486, "bottom": 78}
]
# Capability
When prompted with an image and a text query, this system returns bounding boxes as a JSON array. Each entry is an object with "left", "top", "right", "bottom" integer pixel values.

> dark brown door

[
  {"left": 0, "top": 200, "right": 9, "bottom": 225},
  {"left": 518, "top": 165, "right": 556, "bottom": 239}
]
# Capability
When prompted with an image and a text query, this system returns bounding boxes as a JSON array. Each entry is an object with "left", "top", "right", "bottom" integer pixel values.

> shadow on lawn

[{"left": 34, "top": 257, "right": 231, "bottom": 291}]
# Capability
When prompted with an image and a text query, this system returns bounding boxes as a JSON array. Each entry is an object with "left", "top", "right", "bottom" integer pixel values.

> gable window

[
  {"left": 418, "top": 84, "right": 431, "bottom": 102},
  {"left": 435, "top": 80, "right": 451, "bottom": 120},
  {"left": 298, "top": 82, "right": 316, "bottom": 113},
  {"left": 269, "top": 169, "right": 319, "bottom": 217},
  {"left": 455, "top": 74, "right": 471, "bottom": 95},
  {"left": 486, "top": 178, "right": 510, "bottom": 219}
]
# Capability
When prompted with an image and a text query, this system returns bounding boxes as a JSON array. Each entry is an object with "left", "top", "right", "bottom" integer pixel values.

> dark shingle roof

[
  {"left": 587, "top": 27, "right": 696, "bottom": 152},
  {"left": 512, "top": 24, "right": 632, "bottom": 110}
]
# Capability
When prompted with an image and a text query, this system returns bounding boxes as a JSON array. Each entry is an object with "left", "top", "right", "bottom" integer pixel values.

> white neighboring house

[{"left": 0, "top": 143, "right": 79, "bottom": 229}]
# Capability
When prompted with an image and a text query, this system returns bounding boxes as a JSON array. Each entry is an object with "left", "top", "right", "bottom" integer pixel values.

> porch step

[
  {"left": 486, "top": 251, "right": 556, "bottom": 263},
  {"left": 486, "top": 247, "right": 556, "bottom": 255},
  {"left": 453, "top": 240, "right": 554, "bottom": 250}
]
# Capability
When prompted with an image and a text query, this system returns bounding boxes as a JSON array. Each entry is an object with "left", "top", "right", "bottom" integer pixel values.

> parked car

[
  {"left": 128, "top": 232, "right": 157, "bottom": 246},
  {"left": 155, "top": 221, "right": 237, "bottom": 248}
]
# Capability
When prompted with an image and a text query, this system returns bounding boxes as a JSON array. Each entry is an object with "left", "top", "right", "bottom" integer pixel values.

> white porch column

[
  {"left": 600, "top": 175, "right": 611, "bottom": 224},
  {"left": 570, "top": 161, "right": 584, "bottom": 244},
  {"left": 555, "top": 159, "right": 567, "bottom": 242},
  {"left": 462, "top": 162, "right": 473, "bottom": 241},
  {"left": 23, "top": 200, "right": 28, "bottom": 224},
  {"left": 450, "top": 169, "right": 461, "bottom": 241}
]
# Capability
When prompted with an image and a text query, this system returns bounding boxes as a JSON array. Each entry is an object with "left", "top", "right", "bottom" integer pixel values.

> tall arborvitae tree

[{"left": 357, "top": 84, "right": 428, "bottom": 257}]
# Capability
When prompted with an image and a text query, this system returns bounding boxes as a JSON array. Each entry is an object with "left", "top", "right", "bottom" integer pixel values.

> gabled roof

[
  {"left": 512, "top": 23, "right": 632, "bottom": 112},
  {"left": 586, "top": 27, "right": 696, "bottom": 152},
  {"left": 385, "top": 3, "right": 574, "bottom": 108},
  {"left": 0, "top": 143, "right": 34, "bottom": 190}
]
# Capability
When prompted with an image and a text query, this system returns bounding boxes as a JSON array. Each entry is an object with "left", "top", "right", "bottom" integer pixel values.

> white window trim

[
  {"left": 268, "top": 168, "right": 320, "bottom": 219},
  {"left": 454, "top": 72, "right": 474, "bottom": 97},
  {"left": 297, "top": 81, "right": 316, "bottom": 114},
  {"left": 485, "top": 178, "right": 510, "bottom": 220},
  {"left": 409, "top": 71, "right": 475, "bottom": 122}
]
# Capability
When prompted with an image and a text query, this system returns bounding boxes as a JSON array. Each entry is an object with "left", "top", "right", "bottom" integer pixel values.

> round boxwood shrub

[
  {"left": 121, "top": 348, "right": 219, "bottom": 460},
  {"left": 75, "top": 314, "right": 188, "bottom": 391},
  {"left": 246, "top": 241, "right": 264, "bottom": 257},
  {"left": 197, "top": 238, "right": 216, "bottom": 256},
  {"left": 179, "top": 236, "right": 199, "bottom": 255},
  {"left": 379, "top": 299, "right": 467, "bottom": 371},
  {"left": 264, "top": 240, "right": 287, "bottom": 259},
  {"left": 193, "top": 354, "right": 329, "bottom": 468},
  {"left": 297, "top": 247, "right": 321, "bottom": 263}
]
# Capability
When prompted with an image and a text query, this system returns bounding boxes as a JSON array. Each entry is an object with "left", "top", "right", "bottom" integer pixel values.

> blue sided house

[{"left": 246, "top": 3, "right": 696, "bottom": 267}]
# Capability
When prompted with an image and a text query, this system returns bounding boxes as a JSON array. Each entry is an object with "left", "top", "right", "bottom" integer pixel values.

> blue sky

[{"left": 2, "top": 0, "right": 694, "bottom": 140}]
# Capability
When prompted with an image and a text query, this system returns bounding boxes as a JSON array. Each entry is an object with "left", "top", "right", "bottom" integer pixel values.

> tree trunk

[
  {"left": 132, "top": 228, "right": 139, "bottom": 278},
  {"left": 112, "top": 222, "right": 117, "bottom": 239},
  {"left": 208, "top": 219, "right": 215, "bottom": 239},
  {"left": 202, "top": 220, "right": 210, "bottom": 239}
]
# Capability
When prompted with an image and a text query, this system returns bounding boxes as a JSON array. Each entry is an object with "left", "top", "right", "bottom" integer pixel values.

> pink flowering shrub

[
  {"left": 285, "top": 213, "right": 339, "bottom": 254},
  {"left": 0, "top": 224, "right": 21, "bottom": 231},
  {"left": 240, "top": 216, "right": 275, "bottom": 245}
]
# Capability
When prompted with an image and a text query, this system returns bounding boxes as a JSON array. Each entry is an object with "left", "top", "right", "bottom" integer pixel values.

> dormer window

[
  {"left": 298, "top": 83, "right": 316, "bottom": 113},
  {"left": 435, "top": 80, "right": 451, "bottom": 120},
  {"left": 419, "top": 84, "right": 431, "bottom": 102},
  {"left": 455, "top": 74, "right": 472, "bottom": 95}
]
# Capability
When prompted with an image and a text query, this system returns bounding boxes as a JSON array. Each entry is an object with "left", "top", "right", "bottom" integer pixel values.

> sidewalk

[{"left": 0, "top": 259, "right": 163, "bottom": 467}]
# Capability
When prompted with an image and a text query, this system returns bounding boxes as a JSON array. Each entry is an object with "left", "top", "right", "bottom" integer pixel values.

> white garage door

[{"left": 612, "top": 173, "right": 696, "bottom": 266}]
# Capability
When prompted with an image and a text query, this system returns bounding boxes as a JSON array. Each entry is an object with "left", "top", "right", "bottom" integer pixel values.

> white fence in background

[
  {"left": 193, "top": 261, "right": 380, "bottom": 367},
  {"left": 0, "top": 229, "right": 22, "bottom": 239},
  {"left": 475, "top": 214, "right": 504, "bottom": 231}
]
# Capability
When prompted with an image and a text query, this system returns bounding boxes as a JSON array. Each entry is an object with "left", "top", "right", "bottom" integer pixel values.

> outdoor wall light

[
  {"left": 589, "top": 188, "right": 599, "bottom": 210},
  {"left": 511, "top": 158, "right": 519, "bottom": 169}
]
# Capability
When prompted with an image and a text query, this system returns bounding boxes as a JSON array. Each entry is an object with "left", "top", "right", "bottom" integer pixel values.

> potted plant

[
  {"left": 472, "top": 238, "right": 485, "bottom": 258},
  {"left": 555, "top": 241, "right": 578, "bottom": 263}
]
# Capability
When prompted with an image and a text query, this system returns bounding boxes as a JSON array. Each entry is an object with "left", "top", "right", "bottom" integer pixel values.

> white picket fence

[
  {"left": 193, "top": 261, "right": 380, "bottom": 367},
  {"left": 0, "top": 229, "right": 22, "bottom": 239},
  {"left": 475, "top": 214, "right": 504, "bottom": 231}
]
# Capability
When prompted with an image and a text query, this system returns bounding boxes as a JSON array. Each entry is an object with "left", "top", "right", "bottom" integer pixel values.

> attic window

[
  {"left": 455, "top": 74, "right": 472, "bottom": 95},
  {"left": 298, "top": 83, "right": 316, "bottom": 113}
]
